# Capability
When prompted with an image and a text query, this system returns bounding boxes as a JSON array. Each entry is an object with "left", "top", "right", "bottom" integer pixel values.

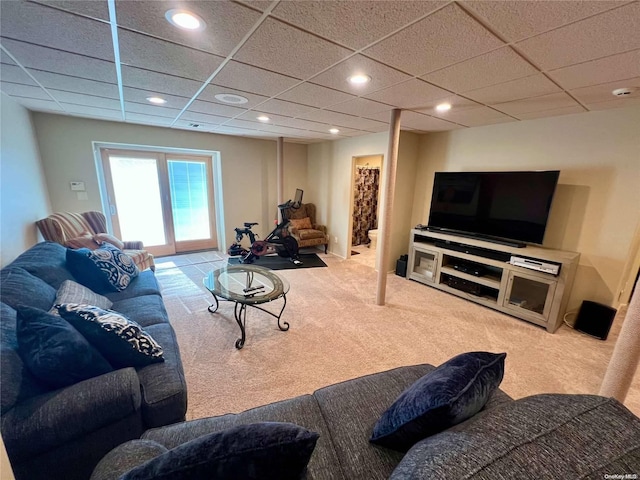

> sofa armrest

[
  {"left": 123, "top": 241, "right": 144, "bottom": 250},
  {"left": 312, "top": 224, "right": 327, "bottom": 234},
  {"left": 2, "top": 368, "right": 142, "bottom": 461}
]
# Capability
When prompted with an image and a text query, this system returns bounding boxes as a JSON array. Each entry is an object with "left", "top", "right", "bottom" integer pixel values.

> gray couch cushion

[
  {"left": 5, "top": 242, "right": 75, "bottom": 289},
  {"left": 0, "top": 267, "right": 57, "bottom": 311},
  {"left": 390, "top": 394, "right": 640, "bottom": 479},
  {"left": 105, "top": 271, "right": 162, "bottom": 303},
  {"left": 142, "top": 394, "right": 346, "bottom": 480},
  {"left": 136, "top": 323, "right": 187, "bottom": 427},
  {"left": 111, "top": 294, "right": 169, "bottom": 328},
  {"left": 91, "top": 440, "right": 168, "bottom": 480}
]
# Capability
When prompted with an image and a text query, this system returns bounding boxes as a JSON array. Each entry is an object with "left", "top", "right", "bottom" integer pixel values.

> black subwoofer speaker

[{"left": 574, "top": 300, "right": 617, "bottom": 340}]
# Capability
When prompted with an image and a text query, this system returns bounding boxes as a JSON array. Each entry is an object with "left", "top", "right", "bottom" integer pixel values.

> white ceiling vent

[{"left": 612, "top": 88, "right": 637, "bottom": 97}]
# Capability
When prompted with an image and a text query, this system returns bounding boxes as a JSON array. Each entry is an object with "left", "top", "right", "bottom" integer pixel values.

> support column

[
  {"left": 600, "top": 286, "right": 640, "bottom": 401},
  {"left": 276, "top": 136, "right": 284, "bottom": 221},
  {"left": 376, "top": 109, "right": 401, "bottom": 306}
]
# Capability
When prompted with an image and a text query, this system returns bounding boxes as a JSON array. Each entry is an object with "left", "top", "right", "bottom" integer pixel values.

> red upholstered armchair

[{"left": 36, "top": 211, "right": 155, "bottom": 271}]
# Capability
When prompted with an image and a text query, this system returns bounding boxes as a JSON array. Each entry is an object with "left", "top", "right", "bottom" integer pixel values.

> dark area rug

[{"left": 228, "top": 253, "right": 327, "bottom": 270}]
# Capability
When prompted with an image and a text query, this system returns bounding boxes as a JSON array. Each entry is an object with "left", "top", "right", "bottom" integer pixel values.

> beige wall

[
  {"left": 307, "top": 129, "right": 420, "bottom": 270},
  {"left": 413, "top": 106, "right": 640, "bottom": 309},
  {"left": 308, "top": 132, "right": 389, "bottom": 258},
  {"left": 0, "top": 96, "right": 51, "bottom": 266},
  {"left": 31, "top": 113, "right": 307, "bottom": 251}
]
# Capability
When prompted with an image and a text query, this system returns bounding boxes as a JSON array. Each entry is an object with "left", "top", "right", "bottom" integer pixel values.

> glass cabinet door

[
  {"left": 410, "top": 248, "right": 439, "bottom": 284},
  {"left": 503, "top": 271, "right": 557, "bottom": 321}
]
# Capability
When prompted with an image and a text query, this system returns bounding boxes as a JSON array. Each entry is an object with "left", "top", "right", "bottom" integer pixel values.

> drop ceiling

[{"left": 1, "top": 0, "right": 639, "bottom": 144}]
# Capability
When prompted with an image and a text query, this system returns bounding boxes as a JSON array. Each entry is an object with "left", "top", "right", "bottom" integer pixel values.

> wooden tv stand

[{"left": 407, "top": 230, "right": 580, "bottom": 332}]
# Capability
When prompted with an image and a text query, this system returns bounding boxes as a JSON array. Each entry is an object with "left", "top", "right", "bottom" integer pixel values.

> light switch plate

[{"left": 70, "top": 181, "right": 85, "bottom": 191}]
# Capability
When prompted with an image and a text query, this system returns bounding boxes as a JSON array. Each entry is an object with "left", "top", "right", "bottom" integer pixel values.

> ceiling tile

[
  {"left": 125, "top": 113, "right": 174, "bottom": 126},
  {"left": 188, "top": 100, "right": 247, "bottom": 118},
  {"left": 236, "top": 110, "right": 292, "bottom": 124},
  {"left": 10, "top": 97, "right": 63, "bottom": 112},
  {"left": 396, "top": 110, "right": 463, "bottom": 131},
  {"left": 516, "top": 105, "right": 587, "bottom": 120},
  {"left": 365, "top": 78, "right": 451, "bottom": 109},
  {"left": 269, "top": 117, "right": 351, "bottom": 134},
  {"left": 198, "top": 85, "right": 268, "bottom": 109},
  {"left": 172, "top": 119, "right": 217, "bottom": 131},
  {"left": 223, "top": 118, "right": 265, "bottom": 130},
  {"left": 121, "top": 66, "right": 201, "bottom": 97},
  {"left": 309, "top": 54, "right": 412, "bottom": 95},
  {"left": 118, "top": 30, "right": 225, "bottom": 81},
  {"left": 431, "top": 105, "right": 515, "bottom": 127},
  {"left": 327, "top": 98, "right": 392, "bottom": 117},
  {"left": 1, "top": 50, "right": 17, "bottom": 65},
  {"left": 516, "top": 2, "right": 640, "bottom": 70},
  {"left": 0, "top": 65, "right": 37, "bottom": 85},
  {"left": 49, "top": 90, "right": 121, "bottom": 109},
  {"left": 271, "top": 1, "right": 446, "bottom": 49},
  {"left": 212, "top": 61, "right": 299, "bottom": 97},
  {"left": 492, "top": 92, "right": 581, "bottom": 116},
  {"left": 462, "top": 1, "right": 625, "bottom": 42},
  {"left": 422, "top": 47, "right": 538, "bottom": 93},
  {"left": 122, "top": 87, "right": 188, "bottom": 109},
  {"left": 213, "top": 125, "right": 273, "bottom": 137},
  {"left": 585, "top": 98, "right": 640, "bottom": 111},
  {"left": 465, "top": 74, "right": 561, "bottom": 104},
  {"left": 411, "top": 94, "right": 480, "bottom": 115},
  {"left": 124, "top": 101, "right": 181, "bottom": 118},
  {"left": 234, "top": 1, "right": 274, "bottom": 13},
  {"left": 252, "top": 99, "right": 313, "bottom": 117},
  {"left": 30, "top": 70, "right": 118, "bottom": 98},
  {"left": 297, "top": 109, "right": 387, "bottom": 131},
  {"left": 570, "top": 77, "right": 640, "bottom": 106},
  {"left": 1, "top": 39, "right": 117, "bottom": 82},
  {"left": 548, "top": 49, "right": 640, "bottom": 91},
  {"left": 256, "top": 124, "right": 317, "bottom": 136},
  {"left": 115, "top": 1, "right": 262, "bottom": 57},
  {"left": 233, "top": 18, "right": 353, "bottom": 79},
  {"left": 31, "top": 0, "right": 110, "bottom": 20},
  {"left": 1, "top": 82, "right": 50, "bottom": 100},
  {"left": 0, "top": 1, "right": 114, "bottom": 60},
  {"left": 363, "top": 4, "right": 504, "bottom": 76},
  {"left": 181, "top": 111, "right": 228, "bottom": 125},
  {"left": 61, "top": 103, "right": 122, "bottom": 119},
  {"left": 276, "top": 82, "right": 354, "bottom": 108}
]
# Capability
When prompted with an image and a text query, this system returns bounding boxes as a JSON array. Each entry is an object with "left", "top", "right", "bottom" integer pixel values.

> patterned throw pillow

[
  {"left": 289, "top": 217, "right": 313, "bottom": 230},
  {"left": 370, "top": 351, "right": 506, "bottom": 452},
  {"left": 16, "top": 305, "right": 113, "bottom": 388},
  {"left": 48, "top": 279, "right": 113, "bottom": 316},
  {"left": 57, "top": 303, "right": 164, "bottom": 368},
  {"left": 66, "top": 242, "right": 139, "bottom": 293}
]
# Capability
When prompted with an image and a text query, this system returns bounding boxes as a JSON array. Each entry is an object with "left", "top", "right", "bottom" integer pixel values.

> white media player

[{"left": 509, "top": 256, "right": 561, "bottom": 276}]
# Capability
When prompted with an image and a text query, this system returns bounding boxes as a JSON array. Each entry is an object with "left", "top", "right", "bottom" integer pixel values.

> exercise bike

[{"left": 228, "top": 189, "right": 304, "bottom": 265}]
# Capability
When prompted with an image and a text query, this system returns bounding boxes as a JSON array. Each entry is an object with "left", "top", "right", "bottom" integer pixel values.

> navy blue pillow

[
  {"left": 15, "top": 305, "right": 113, "bottom": 388},
  {"left": 371, "top": 351, "right": 506, "bottom": 451},
  {"left": 122, "top": 422, "right": 320, "bottom": 480},
  {"left": 57, "top": 303, "right": 164, "bottom": 368},
  {"left": 66, "top": 242, "right": 139, "bottom": 293}
]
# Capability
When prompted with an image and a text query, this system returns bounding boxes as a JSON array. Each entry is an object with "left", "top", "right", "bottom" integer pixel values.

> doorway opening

[
  {"left": 98, "top": 147, "right": 218, "bottom": 257},
  {"left": 349, "top": 154, "right": 384, "bottom": 269}
]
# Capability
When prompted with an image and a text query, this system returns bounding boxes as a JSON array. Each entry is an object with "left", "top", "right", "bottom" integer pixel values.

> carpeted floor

[{"left": 155, "top": 250, "right": 640, "bottom": 421}]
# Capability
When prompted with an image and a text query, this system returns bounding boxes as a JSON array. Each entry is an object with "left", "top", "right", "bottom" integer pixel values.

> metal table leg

[{"left": 234, "top": 302, "right": 247, "bottom": 349}]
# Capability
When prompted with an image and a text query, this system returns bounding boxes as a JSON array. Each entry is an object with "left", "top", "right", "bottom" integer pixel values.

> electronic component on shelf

[
  {"left": 442, "top": 276, "right": 482, "bottom": 296},
  {"left": 452, "top": 263, "right": 486, "bottom": 277},
  {"left": 509, "top": 256, "right": 560, "bottom": 276}
]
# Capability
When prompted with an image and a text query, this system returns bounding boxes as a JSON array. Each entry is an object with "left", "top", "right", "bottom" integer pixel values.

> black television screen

[{"left": 427, "top": 170, "right": 560, "bottom": 246}]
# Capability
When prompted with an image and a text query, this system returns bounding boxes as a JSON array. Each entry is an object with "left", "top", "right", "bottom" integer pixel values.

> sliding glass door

[{"left": 100, "top": 149, "right": 216, "bottom": 256}]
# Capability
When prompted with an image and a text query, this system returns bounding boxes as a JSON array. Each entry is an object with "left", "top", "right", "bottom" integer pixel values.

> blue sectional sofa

[{"left": 0, "top": 242, "right": 187, "bottom": 480}]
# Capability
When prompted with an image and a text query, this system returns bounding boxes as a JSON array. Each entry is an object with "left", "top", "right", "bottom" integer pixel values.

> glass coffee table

[{"left": 203, "top": 264, "right": 290, "bottom": 349}]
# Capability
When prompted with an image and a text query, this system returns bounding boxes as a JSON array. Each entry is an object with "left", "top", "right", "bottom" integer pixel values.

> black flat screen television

[{"left": 427, "top": 170, "right": 560, "bottom": 247}]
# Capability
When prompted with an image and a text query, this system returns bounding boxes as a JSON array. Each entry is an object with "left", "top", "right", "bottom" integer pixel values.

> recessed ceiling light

[
  {"left": 214, "top": 93, "right": 248, "bottom": 105},
  {"left": 257, "top": 115, "right": 270, "bottom": 122},
  {"left": 347, "top": 74, "right": 371, "bottom": 85},
  {"left": 329, "top": 128, "right": 340, "bottom": 134},
  {"left": 146, "top": 96, "right": 167, "bottom": 105},
  {"left": 165, "top": 9, "right": 205, "bottom": 31},
  {"left": 435, "top": 102, "right": 452, "bottom": 112}
]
